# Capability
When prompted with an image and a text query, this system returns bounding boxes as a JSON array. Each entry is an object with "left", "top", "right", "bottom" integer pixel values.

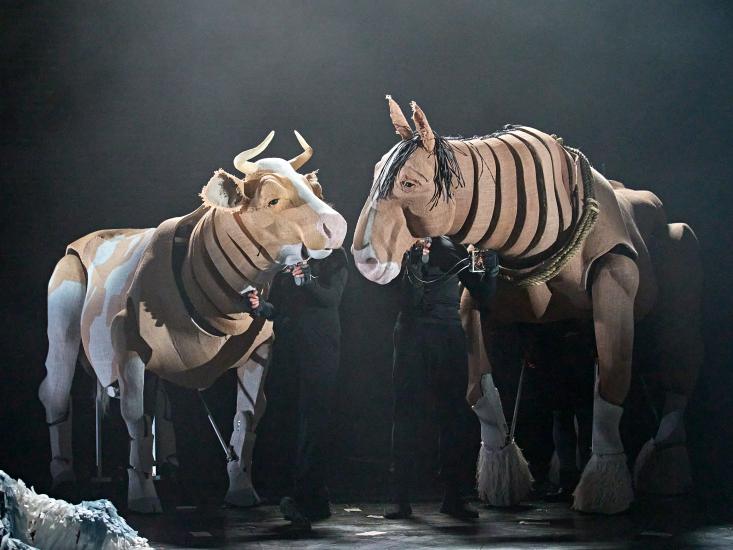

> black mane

[{"left": 375, "top": 133, "right": 466, "bottom": 209}]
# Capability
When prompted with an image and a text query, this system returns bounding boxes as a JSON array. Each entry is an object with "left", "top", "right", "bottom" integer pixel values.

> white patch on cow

[
  {"left": 84, "top": 230, "right": 154, "bottom": 385},
  {"left": 255, "top": 158, "right": 336, "bottom": 216},
  {"left": 276, "top": 243, "right": 306, "bottom": 266}
]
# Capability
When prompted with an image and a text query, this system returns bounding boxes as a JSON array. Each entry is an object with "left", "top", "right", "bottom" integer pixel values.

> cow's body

[{"left": 39, "top": 133, "right": 348, "bottom": 513}]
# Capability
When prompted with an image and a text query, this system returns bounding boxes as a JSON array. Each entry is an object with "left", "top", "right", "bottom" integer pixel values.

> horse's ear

[
  {"left": 410, "top": 101, "right": 435, "bottom": 153},
  {"left": 386, "top": 95, "right": 413, "bottom": 140},
  {"left": 305, "top": 170, "right": 323, "bottom": 199},
  {"left": 200, "top": 169, "right": 248, "bottom": 211}
]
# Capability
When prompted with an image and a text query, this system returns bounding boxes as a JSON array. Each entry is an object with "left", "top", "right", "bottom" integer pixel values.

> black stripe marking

[
  {"left": 515, "top": 127, "right": 565, "bottom": 233},
  {"left": 495, "top": 137, "right": 526, "bottom": 251},
  {"left": 452, "top": 144, "right": 480, "bottom": 243},
  {"left": 476, "top": 141, "right": 501, "bottom": 246},
  {"left": 513, "top": 133, "right": 548, "bottom": 255}
]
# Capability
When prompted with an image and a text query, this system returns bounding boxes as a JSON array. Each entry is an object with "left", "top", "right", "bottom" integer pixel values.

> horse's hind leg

[
  {"left": 225, "top": 338, "right": 272, "bottom": 507},
  {"left": 634, "top": 223, "right": 702, "bottom": 495},
  {"left": 39, "top": 254, "right": 86, "bottom": 490}
]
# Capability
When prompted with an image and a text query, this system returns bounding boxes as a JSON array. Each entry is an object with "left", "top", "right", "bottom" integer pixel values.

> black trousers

[
  {"left": 390, "top": 318, "right": 477, "bottom": 501},
  {"left": 270, "top": 315, "right": 340, "bottom": 503}
]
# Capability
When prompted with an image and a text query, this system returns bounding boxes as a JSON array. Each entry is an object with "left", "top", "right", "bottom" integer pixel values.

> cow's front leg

[
  {"left": 460, "top": 292, "right": 533, "bottom": 506},
  {"left": 119, "top": 353, "right": 162, "bottom": 513},
  {"left": 573, "top": 253, "right": 637, "bottom": 514},
  {"left": 225, "top": 339, "right": 272, "bottom": 507}
]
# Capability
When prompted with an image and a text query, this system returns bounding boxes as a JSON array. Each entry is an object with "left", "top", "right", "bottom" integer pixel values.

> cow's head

[
  {"left": 200, "top": 131, "right": 347, "bottom": 269},
  {"left": 352, "top": 97, "right": 464, "bottom": 284}
]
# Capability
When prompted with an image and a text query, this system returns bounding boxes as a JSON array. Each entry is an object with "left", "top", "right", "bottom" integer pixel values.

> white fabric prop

[
  {"left": 0, "top": 471, "right": 150, "bottom": 550},
  {"left": 472, "top": 373, "right": 533, "bottom": 506},
  {"left": 573, "top": 383, "right": 634, "bottom": 514}
]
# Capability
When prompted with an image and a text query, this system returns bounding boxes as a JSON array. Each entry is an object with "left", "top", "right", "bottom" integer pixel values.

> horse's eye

[
  {"left": 268, "top": 198, "right": 280, "bottom": 207},
  {"left": 403, "top": 181, "right": 416, "bottom": 189}
]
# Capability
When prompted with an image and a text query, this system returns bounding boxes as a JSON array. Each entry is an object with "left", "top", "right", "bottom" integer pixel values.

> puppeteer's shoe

[
  {"left": 279, "top": 496, "right": 312, "bottom": 530},
  {"left": 384, "top": 501, "right": 413, "bottom": 519},
  {"left": 440, "top": 495, "right": 479, "bottom": 519}
]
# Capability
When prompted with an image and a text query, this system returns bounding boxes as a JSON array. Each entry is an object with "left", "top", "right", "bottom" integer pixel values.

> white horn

[
  {"left": 288, "top": 130, "right": 313, "bottom": 171},
  {"left": 233, "top": 130, "right": 275, "bottom": 175}
]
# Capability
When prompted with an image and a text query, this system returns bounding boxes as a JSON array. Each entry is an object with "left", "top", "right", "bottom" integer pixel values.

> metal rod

[
  {"left": 198, "top": 391, "right": 237, "bottom": 462},
  {"left": 509, "top": 362, "right": 526, "bottom": 441},
  {"left": 95, "top": 386, "right": 103, "bottom": 479}
]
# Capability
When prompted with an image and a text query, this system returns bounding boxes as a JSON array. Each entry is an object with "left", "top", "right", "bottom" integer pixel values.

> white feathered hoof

[
  {"left": 573, "top": 453, "right": 633, "bottom": 514},
  {"left": 634, "top": 439, "right": 692, "bottom": 495},
  {"left": 476, "top": 440, "right": 534, "bottom": 507},
  {"left": 127, "top": 469, "right": 162, "bottom": 514},
  {"left": 224, "top": 461, "right": 261, "bottom": 507}
]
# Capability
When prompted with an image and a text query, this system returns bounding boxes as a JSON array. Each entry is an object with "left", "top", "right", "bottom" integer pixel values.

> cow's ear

[
  {"left": 305, "top": 170, "right": 323, "bottom": 199},
  {"left": 200, "top": 169, "right": 247, "bottom": 211}
]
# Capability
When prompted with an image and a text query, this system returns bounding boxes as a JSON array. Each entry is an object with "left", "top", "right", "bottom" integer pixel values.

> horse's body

[
  {"left": 39, "top": 132, "right": 347, "bottom": 512},
  {"left": 352, "top": 98, "right": 702, "bottom": 514}
]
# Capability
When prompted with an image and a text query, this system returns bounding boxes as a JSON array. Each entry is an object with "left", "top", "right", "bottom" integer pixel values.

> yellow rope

[{"left": 496, "top": 145, "right": 600, "bottom": 288}]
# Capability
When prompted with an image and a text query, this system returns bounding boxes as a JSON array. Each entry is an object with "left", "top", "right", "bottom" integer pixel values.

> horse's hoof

[
  {"left": 573, "top": 453, "right": 633, "bottom": 514},
  {"left": 634, "top": 439, "right": 692, "bottom": 495}
]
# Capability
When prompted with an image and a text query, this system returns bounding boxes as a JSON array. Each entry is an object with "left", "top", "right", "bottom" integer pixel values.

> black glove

[{"left": 428, "top": 236, "right": 468, "bottom": 272}]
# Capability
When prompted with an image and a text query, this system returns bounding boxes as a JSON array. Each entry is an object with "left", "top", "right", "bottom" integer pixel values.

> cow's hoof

[
  {"left": 225, "top": 461, "right": 261, "bottom": 507},
  {"left": 224, "top": 487, "right": 261, "bottom": 507},
  {"left": 634, "top": 439, "right": 692, "bottom": 495},
  {"left": 573, "top": 453, "right": 633, "bottom": 514},
  {"left": 127, "top": 469, "right": 162, "bottom": 514}
]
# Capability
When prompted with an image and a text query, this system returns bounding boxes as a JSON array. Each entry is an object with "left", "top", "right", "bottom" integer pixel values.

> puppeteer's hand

[
  {"left": 248, "top": 290, "right": 260, "bottom": 310},
  {"left": 292, "top": 264, "right": 304, "bottom": 279}
]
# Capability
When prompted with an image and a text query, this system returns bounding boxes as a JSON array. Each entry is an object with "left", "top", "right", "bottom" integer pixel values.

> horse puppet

[
  {"left": 39, "top": 131, "right": 347, "bottom": 513},
  {"left": 352, "top": 96, "right": 702, "bottom": 514}
]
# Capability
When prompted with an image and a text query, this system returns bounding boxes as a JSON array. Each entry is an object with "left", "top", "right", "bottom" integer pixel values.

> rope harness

[{"left": 494, "top": 145, "right": 600, "bottom": 288}]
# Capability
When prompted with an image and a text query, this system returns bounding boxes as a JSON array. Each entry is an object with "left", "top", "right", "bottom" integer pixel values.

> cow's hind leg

[
  {"left": 634, "top": 223, "right": 702, "bottom": 495},
  {"left": 120, "top": 353, "right": 162, "bottom": 513},
  {"left": 574, "top": 252, "right": 637, "bottom": 514},
  {"left": 225, "top": 339, "right": 272, "bottom": 507},
  {"left": 39, "top": 254, "right": 86, "bottom": 491},
  {"left": 460, "top": 292, "right": 533, "bottom": 506}
]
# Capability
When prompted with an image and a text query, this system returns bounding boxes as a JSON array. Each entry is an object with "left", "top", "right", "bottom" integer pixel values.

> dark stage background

[{"left": 2, "top": 0, "right": 732, "bottom": 505}]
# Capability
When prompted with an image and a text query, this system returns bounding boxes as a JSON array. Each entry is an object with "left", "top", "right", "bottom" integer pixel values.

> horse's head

[
  {"left": 201, "top": 131, "right": 347, "bottom": 270},
  {"left": 352, "top": 96, "right": 464, "bottom": 284}
]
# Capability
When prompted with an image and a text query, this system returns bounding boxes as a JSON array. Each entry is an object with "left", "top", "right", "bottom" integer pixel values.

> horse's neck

[
  {"left": 449, "top": 138, "right": 503, "bottom": 246},
  {"left": 450, "top": 130, "right": 576, "bottom": 260},
  {"left": 181, "top": 209, "right": 273, "bottom": 333}
]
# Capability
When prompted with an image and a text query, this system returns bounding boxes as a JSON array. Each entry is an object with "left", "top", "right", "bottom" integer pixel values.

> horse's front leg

[
  {"left": 460, "top": 291, "right": 533, "bottom": 506},
  {"left": 225, "top": 338, "right": 272, "bottom": 507},
  {"left": 573, "top": 252, "right": 637, "bottom": 514},
  {"left": 119, "top": 353, "right": 162, "bottom": 513}
]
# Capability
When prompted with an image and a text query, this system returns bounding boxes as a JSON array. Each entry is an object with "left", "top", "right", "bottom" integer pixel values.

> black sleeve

[
  {"left": 459, "top": 270, "right": 496, "bottom": 308},
  {"left": 253, "top": 300, "right": 277, "bottom": 320},
  {"left": 300, "top": 249, "right": 349, "bottom": 308}
]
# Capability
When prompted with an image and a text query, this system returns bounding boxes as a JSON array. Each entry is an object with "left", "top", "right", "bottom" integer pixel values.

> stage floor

[{"left": 127, "top": 497, "right": 733, "bottom": 549}]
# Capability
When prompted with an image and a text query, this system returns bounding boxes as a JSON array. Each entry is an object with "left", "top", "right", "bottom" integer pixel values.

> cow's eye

[{"left": 268, "top": 198, "right": 280, "bottom": 207}]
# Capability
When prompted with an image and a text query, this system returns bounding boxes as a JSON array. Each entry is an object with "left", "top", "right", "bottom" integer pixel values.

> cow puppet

[{"left": 39, "top": 131, "right": 347, "bottom": 513}]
